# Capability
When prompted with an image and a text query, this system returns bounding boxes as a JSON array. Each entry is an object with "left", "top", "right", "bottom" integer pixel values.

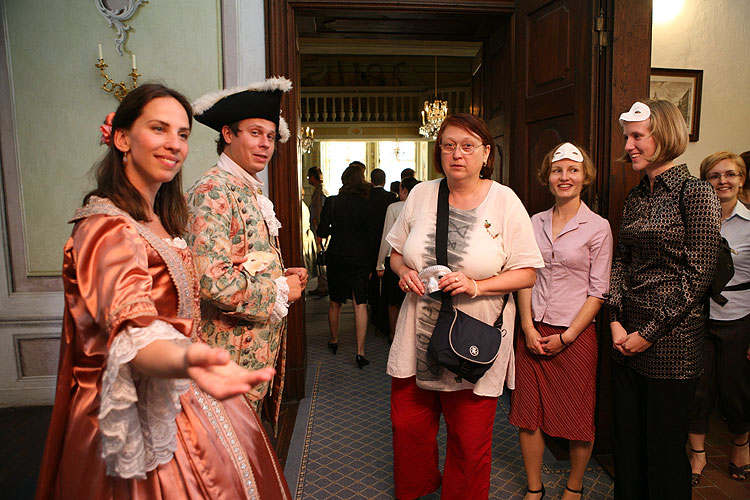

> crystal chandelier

[
  {"left": 419, "top": 99, "right": 447, "bottom": 139},
  {"left": 393, "top": 142, "right": 407, "bottom": 161},
  {"left": 419, "top": 55, "right": 447, "bottom": 139}
]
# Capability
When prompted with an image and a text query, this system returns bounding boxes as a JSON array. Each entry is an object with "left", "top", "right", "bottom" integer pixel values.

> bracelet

[
  {"left": 559, "top": 333, "right": 569, "bottom": 347},
  {"left": 471, "top": 279, "right": 479, "bottom": 299}
]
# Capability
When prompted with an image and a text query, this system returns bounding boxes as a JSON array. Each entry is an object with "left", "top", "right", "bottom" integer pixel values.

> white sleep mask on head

[
  {"left": 418, "top": 265, "right": 452, "bottom": 295},
  {"left": 552, "top": 142, "right": 584, "bottom": 163},
  {"left": 618, "top": 101, "right": 651, "bottom": 126}
]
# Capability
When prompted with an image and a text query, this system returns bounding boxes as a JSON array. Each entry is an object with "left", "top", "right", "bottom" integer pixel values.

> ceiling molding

[{"left": 299, "top": 38, "right": 481, "bottom": 57}]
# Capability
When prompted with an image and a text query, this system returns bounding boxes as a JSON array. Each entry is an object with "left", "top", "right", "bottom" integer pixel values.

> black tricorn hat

[{"left": 192, "top": 77, "right": 292, "bottom": 142}]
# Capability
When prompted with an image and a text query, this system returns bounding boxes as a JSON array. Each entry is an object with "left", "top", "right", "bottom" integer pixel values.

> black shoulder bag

[{"left": 426, "top": 178, "right": 508, "bottom": 383}]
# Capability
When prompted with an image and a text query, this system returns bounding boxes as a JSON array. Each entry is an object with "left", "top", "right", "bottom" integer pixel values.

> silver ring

[
  {"left": 454, "top": 277, "right": 460, "bottom": 283},
  {"left": 407, "top": 279, "right": 413, "bottom": 284}
]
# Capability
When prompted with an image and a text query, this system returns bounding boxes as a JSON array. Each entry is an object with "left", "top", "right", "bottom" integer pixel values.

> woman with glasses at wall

[
  {"left": 608, "top": 100, "right": 721, "bottom": 500},
  {"left": 688, "top": 151, "right": 750, "bottom": 485},
  {"left": 386, "top": 113, "right": 543, "bottom": 500},
  {"left": 510, "top": 142, "right": 613, "bottom": 500}
]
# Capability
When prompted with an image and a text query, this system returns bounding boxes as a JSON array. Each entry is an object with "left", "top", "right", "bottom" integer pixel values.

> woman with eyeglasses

[
  {"left": 688, "top": 151, "right": 750, "bottom": 485},
  {"left": 386, "top": 113, "right": 543, "bottom": 500},
  {"left": 608, "top": 100, "right": 721, "bottom": 500}
]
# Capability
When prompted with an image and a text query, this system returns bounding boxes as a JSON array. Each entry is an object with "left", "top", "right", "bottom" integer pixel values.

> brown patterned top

[{"left": 608, "top": 164, "right": 721, "bottom": 379}]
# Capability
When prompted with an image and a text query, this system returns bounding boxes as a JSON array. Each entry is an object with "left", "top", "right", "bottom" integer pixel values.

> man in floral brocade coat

[{"left": 185, "top": 77, "right": 307, "bottom": 429}]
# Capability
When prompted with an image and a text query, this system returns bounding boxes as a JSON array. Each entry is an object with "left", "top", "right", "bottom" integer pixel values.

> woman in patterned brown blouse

[{"left": 607, "top": 100, "right": 721, "bottom": 500}]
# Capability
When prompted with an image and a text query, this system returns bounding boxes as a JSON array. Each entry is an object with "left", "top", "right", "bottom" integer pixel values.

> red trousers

[{"left": 391, "top": 376, "right": 498, "bottom": 500}]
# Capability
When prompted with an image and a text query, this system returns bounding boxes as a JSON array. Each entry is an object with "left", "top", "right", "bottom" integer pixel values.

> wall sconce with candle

[
  {"left": 95, "top": 44, "right": 140, "bottom": 101},
  {"left": 300, "top": 126, "right": 315, "bottom": 154}
]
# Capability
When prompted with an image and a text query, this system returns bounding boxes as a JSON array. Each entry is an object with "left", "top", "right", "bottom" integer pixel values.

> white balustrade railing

[{"left": 301, "top": 86, "right": 470, "bottom": 124}]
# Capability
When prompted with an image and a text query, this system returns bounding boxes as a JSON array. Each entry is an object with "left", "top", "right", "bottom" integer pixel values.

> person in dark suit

[
  {"left": 317, "top": 163, "right": 374, "bottom": 369},
  {"left": 368, "top": 168, "right": 398, "bottom": 333}
]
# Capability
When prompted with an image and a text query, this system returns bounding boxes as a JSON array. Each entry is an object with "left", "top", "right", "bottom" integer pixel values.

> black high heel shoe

[
  {"left": 526, "top": 485, "right": 545, "bottom": 499},
  {"left": 691, "top": 448, "right": 705, "bottom": 486},
  {"left": 327, "top": 342, "right": 338, "bottom": 355},
  {"left": 355, "top": 354, "right": 369, "bottom": 369}
]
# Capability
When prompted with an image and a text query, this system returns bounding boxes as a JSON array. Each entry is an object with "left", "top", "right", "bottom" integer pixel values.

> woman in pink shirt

[{"left": 509, "top": 142, "right": 613, "bottom": 500}]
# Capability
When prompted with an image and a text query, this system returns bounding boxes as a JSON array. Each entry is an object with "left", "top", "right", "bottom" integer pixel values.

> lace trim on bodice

[{"left": 72, "top": 197, "right": 197, "bottom": 333}]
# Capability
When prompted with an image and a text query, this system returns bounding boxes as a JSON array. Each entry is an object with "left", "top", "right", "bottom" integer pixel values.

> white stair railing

[{"left": 301, "top": 86, "right": 470, "bottom": 124}]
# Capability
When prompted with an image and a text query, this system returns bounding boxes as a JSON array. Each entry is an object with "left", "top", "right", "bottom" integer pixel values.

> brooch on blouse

[{"left": 484, "top": 219, "right": 499, "bottom": 239}]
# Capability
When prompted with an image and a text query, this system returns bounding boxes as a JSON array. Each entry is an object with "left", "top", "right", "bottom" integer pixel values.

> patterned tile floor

[
  {"left": 1, "top": 285, "right": 745, "bottom": 499},
  {"left": 287, "top": 289, "right": 615, "bottom": 499}
]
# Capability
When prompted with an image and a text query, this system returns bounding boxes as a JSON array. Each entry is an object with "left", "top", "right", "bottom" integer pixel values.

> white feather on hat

[
  {"left": 192, "top": 76, "right": 292, "bottom": 115},
  {"left": 191, "top": 76, "right": 293, "bottom": 142},
  {"left": 277, "top": 116, "right": 290, "bottom": 144}
]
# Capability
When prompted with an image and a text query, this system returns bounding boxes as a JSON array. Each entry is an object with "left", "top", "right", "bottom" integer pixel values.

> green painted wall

[{"left": 5, "top": 0, "right": 223, "bottom": 275}]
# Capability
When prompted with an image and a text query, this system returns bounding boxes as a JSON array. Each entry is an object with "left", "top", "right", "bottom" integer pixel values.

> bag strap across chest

[{"left": 434, "top": 178, "right": 507, "bottom": 323}]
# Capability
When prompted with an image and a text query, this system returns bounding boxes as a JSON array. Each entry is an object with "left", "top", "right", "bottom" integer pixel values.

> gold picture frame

[{"left": 650, "top": 68, "right": 703, "bottom": 141}]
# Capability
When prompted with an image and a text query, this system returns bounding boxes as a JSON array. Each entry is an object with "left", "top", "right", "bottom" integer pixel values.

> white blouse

[
  {"left": 385, "top": 179, "right": 543, "bottom": 396},
  {"left": 710, "top": 201, "right": 750, "bottom": 320}
]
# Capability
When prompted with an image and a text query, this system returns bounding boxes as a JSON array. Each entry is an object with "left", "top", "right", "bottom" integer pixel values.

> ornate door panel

[{"left": 511, "top": 0, "right": 595, "bottom": 216}]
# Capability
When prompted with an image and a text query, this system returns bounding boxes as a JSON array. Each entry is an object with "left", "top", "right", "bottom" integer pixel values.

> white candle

[
  {"left": 131, "top": 53, "right": 137, "bottom": 70},
  {"left": 421, "top": 110, "right": 425, "bottom": 125},
  {"left": 98, "top": 44, "right": 103, "bottom": 60},
  {"left": 310, "top": 128, "right": 314, "bottom": 139}
]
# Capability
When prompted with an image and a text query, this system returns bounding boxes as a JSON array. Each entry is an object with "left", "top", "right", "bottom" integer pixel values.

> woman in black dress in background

[{"left": 317, "top": 163, "right": 374, "bottom": 368}]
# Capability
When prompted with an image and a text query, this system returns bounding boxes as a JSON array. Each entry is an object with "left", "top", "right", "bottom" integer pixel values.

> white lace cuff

[
  {"left": 270, "top": 276, "right": 290, "bottom": 323},
  {"left": 256, "top": 193, "right": 282, "bottom": 237},
  {"left": 99, "top": 320, "right": 191, "bottom": 479}
]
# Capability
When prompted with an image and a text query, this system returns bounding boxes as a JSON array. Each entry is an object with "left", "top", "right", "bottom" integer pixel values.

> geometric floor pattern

[{"left": 288, "top": 288, "right": 615, "bottom": 499}]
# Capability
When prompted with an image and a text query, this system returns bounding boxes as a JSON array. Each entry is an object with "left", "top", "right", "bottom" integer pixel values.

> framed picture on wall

[{"left": 650, "top": 68, "right": 703, "bottom": 141}]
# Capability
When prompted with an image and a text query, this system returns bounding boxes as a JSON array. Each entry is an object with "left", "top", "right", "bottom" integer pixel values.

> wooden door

[
  {"left": 265, "top": 0, "right": 306, "bottom": 405},
  {"left": 473, "top": 22, "right": 513, "bottom": 186},
  {"left": 511, "top": 0, "right": 598, "bottom": 216},
  {"left": 265, "top": 0, "right": 652, "bottom": 461},
  {"left": 510, "top": 0, "right": 652, "bottom": 460}
]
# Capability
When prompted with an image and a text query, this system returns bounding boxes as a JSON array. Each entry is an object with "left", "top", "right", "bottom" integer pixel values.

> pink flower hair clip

[{"left": 99, "top": 112, "right": 115, "bottom": 146}]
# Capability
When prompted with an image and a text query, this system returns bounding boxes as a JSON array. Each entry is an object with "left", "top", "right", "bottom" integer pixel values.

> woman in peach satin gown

[{"left": 35, "top": 84, "right": 291, "bottom": 500}]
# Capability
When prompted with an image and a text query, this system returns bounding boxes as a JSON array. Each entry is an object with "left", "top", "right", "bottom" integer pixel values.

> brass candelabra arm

[{"left": 95, "top": 58, "right": 139, "bottom": 102}]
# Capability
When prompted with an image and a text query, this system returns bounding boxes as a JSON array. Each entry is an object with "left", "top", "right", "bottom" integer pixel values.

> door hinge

[{"left": 595, "top": 14, "right": 611, "bottom": 48}]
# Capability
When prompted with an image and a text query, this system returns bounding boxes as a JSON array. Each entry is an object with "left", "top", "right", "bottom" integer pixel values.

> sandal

[
  {"left": 729, "top": 439, "right": 749, "bottom": 481},
  {"left": 690, "top": 448, "right": 705, "bottom": 486},
  {"left": 565, "top": 485, "right": 584, "bottom": 498}
]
